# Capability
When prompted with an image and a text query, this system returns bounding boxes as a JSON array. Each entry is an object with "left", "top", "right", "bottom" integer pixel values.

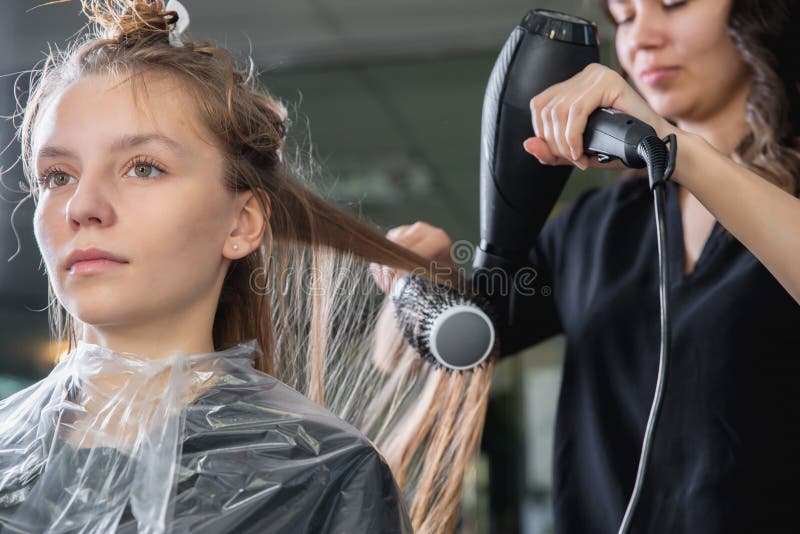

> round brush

[{"left": 390, "top": 272, "right": 499, "bottom": 371}]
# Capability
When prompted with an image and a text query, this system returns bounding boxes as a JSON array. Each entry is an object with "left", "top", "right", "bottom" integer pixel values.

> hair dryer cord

[{"left": 618, "top": 133, "right": 676, "bottom": 534}]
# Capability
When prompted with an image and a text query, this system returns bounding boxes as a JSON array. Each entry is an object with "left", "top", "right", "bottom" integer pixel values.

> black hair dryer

[
  {"left": 472, "top": 9, "right": 658, "bottom": 326},
  {"left": 472, "top": 9, "right": 599, "bottom": 324}
]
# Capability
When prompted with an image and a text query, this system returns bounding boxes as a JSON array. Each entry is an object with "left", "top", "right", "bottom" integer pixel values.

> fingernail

[{"left": 382, "top": 269, "right": 391, "bottom": 291}]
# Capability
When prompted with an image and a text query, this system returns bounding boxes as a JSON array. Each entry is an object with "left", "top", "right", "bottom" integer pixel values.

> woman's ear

[{"left": 223, "top": 189, "right": 269, "bottom": 259}]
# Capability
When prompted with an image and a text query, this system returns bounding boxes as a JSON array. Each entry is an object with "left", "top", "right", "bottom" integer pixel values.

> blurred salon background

[{"left": 0, "top": 1, "right": 617, "bottom": 532}]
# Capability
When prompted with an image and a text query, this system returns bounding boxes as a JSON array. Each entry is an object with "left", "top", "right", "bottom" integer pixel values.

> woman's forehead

[{"left": 33, "top": 72, "right": 210, "bottom": 157}]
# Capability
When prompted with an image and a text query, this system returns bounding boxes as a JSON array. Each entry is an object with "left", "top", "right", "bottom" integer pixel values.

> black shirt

[{"left": 499, "top": 176, "right": 800, "bottom": 533}]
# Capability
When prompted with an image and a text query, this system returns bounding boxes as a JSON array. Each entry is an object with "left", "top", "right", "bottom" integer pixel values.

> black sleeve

[
  {"left": 497, "top": 234, "right": 562, "bottom": 357},
  {"left": 321, "top": 447, "right": 413, "bottom": 534},
  {"left": 498, "top": 186, "right": 603, "bottom": 358}
]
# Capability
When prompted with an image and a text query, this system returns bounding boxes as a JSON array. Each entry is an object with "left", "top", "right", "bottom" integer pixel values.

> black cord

[{"left": 617, "top": 134, "right": 676, "bottom": 534}]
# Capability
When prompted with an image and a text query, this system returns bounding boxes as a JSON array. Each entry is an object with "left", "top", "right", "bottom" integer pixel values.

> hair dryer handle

[{"left": 583, "top": 108, "right": 658, "bottom": 168}]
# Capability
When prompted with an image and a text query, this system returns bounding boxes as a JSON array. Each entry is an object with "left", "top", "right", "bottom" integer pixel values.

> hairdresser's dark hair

[{"left": 598, "top": 0, "right": 800, "bottom": 198}]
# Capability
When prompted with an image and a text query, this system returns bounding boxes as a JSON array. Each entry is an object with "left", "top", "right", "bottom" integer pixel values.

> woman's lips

[
  {"left": 69, "top": 259, "right": 127, "bottom": 275},
  {"left": 640, "top": 67, "right": 680, "bottom": 87}
]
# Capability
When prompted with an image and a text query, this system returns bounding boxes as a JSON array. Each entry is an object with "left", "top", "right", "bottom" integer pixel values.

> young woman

[
  {"left": 376, "top": 1, "right": 800, "bottom": 532},
  {"left": 0, "top": 1, "right": 495, "bottom": 532}
]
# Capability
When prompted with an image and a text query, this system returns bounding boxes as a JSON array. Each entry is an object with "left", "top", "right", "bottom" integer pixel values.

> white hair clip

[{"left": 165, "top": 0, "right": 190, "bottom": 47}]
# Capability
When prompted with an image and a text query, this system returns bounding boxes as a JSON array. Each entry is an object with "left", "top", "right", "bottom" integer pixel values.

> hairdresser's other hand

[
  {"left": 523, "top": 62, "right": 677, "bottom": 171},
  {"left": 370, "top": 221, "right": 456, "bottom": 294}
]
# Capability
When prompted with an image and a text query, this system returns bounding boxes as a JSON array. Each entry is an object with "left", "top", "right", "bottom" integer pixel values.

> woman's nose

[
  {"left": 66, "top": 173, "right": 117, "bottom": 229},
  {"left": 626, "top": 5, "right": 669, "bottom": 51}
]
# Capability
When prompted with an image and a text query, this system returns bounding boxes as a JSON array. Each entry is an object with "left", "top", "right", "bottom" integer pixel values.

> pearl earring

[{"left": 232, "top": 243, "right": 240, "bottom": 251}]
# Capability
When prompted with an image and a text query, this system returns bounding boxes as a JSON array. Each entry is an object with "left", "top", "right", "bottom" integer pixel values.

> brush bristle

[{"left": 390, "top": 273, "right": 499, "bottom": 371}]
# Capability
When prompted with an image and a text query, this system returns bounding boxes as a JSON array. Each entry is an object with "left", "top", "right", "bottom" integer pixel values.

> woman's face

[
  {"left": 32, "top": 72, "right": 240, "bottom": 329},
  {"left": 608, "top": 0, "right": 752, "bottom": 123}
]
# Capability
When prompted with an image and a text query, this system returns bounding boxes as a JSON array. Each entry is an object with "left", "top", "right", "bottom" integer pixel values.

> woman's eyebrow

[{"left": 36, "top": 132, "right": 185, "bottom": 161}]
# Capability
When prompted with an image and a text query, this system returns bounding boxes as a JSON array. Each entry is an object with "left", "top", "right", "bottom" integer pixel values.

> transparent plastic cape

[{"left": 0, "top": 339, "right": 412, "bottom": 533}]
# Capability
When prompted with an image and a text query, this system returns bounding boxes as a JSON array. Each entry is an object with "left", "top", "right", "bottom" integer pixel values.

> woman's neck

[{"left": 80, "top": 307, "right": 216, "bottom": 360}]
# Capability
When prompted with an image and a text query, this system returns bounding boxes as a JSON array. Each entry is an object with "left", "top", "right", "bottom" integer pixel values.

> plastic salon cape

[{"left": 0, "top": 339, "right": 412, "bottom": 533}]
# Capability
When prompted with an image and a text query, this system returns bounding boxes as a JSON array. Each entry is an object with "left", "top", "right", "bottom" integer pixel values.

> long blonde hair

[{"left": 16, "top": 1, "right": 496, "bottom": 532}]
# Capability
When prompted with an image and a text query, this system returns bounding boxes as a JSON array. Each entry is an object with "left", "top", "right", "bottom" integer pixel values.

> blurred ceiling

[{"left": 7, "top": 0, "right": 613, "bottom": 71}]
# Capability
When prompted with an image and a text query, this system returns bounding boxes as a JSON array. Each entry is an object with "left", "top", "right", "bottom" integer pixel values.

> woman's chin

[
  {"left": 61, "top": 298, "right": 136, "bottom": 327},
  {"left": 643, "top": 90, "right": 694, "bottom": 124}
]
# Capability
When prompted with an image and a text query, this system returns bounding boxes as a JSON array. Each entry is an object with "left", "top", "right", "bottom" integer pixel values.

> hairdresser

[{"left": 371, "top": 1, "right": 800, "bottom": 532}]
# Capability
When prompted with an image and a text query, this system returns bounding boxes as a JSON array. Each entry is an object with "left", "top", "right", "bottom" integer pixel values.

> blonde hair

[{"left": 16, "top": 1, "right": 497, "bottom": 532}]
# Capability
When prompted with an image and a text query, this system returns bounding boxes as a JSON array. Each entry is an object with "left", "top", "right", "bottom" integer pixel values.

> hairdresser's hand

[
  {"left": 524, "top": 62, "right": 677, "bottom": 171},
  {"left": 370, "top": 221, "right": 456, "bottom": 294}
]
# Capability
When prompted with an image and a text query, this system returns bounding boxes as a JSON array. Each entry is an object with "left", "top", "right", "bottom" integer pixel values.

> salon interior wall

[{"left": 0, "top": 1, "right": 618, "bottom": 532}]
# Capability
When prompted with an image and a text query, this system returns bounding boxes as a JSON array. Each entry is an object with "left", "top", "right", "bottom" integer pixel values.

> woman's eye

[
  {"left": 616, "top": 1, "right": 687, "bottom": 25},
  {"left": 38, "top": 170, "right": 75, "bottom": 189},
  {"left": 37, "top": 158, "right": 165, "bottom": 190},
  {"left": 125, "top": 159, "right": 165, "bottom": 180}
]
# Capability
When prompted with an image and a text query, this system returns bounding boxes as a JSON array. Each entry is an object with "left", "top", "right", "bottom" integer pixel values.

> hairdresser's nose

[
  {"left": 625, "top": 5, "right": 668, "bottom": 53},
  {"left": 66, "top": 170, "right": 117, "bottom": 229}
]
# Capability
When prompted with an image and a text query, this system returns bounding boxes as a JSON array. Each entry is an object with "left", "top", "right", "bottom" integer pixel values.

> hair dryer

[{"left": 472, "top": 9, "right": 672, "bottom": 327}]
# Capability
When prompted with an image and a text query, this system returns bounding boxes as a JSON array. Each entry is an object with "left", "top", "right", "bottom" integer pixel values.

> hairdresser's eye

[
  {"left": 616, "top": 1, "right": 686, "bottom": 25},
  {"left": 38, "top": 168, "right": 75, "bottom": 190},
  {"left": 125, "top": 156, "right": 165, "bottom": 180}
]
